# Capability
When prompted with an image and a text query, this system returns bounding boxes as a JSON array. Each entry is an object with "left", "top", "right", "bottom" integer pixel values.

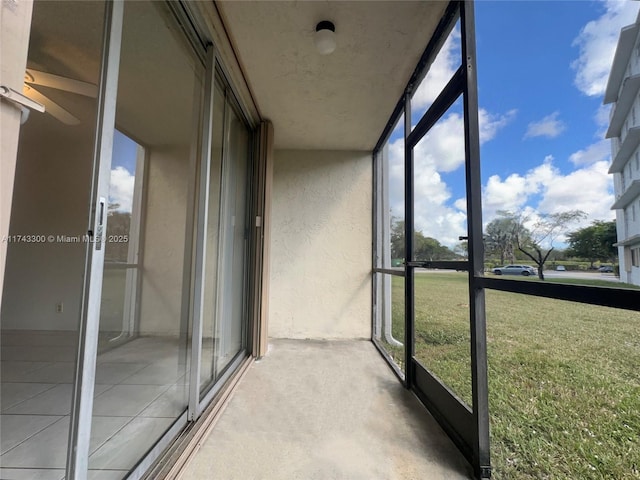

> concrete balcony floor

[{"left": 180, "top": 339, "right": 473, "bottom": 480}]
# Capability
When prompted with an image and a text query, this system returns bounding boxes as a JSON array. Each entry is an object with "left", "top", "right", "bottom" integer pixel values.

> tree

[
  {"left": 390, "top": 217, "right": 405, "bottom": 261},
  {"left": 484, "top": 212, "right": 526, "bottom": 265},
  {"left": 106, "top": 203, "right": 131, "bottom": 263},
  {"left": 389, "top": 217, "right": 457, "bottom": 262},
  {"left": 514, "top": 210, "right": 586, "bottom": 280},
  {"left": 414, "top": 235, "right": 456, "bottom": 261},
  {"left": 453, "top": 240, "right": 468, "bottom": 259},
  {"left": 566, "top": 220, "right": 617, "bottom": 267}
]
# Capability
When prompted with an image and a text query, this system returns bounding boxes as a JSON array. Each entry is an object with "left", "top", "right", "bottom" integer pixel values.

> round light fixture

[{"left": 315, "top": 21, "right": 336, "bottom": 55}]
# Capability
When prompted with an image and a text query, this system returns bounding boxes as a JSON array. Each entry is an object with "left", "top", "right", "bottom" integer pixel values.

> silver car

[{"left": 492, "top": 265, "right": 536, "bottom": 276}]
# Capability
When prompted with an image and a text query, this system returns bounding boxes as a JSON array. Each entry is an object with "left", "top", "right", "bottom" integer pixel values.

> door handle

[{"left": 95, "top": 197, "right": 105, "bottom": 251}]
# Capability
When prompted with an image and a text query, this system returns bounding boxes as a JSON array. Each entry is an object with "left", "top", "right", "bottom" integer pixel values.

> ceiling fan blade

[
  {"left": 26, "top": 69, "right": 97, "bottom": 98},
  {"left": 23, "top": 85, "right": 81, "bottom": 126}
]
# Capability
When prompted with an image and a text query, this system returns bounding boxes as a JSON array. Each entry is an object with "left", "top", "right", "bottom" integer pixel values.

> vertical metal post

[
  {"left": 188, "top": 43, "right": 217, "bottom": 420},
  {"left": 461, "top": 1, "right": 491, "bottom": 477},
  {"left": 252, "top": 122, "right": 267, "bottom": 357},
  {"left": 254, "top": 120, "right": 274, "bottom": 359},
  {"left": 372, "top": 149, "right": 381, "bottom": 339},
  {"left": 66, "top": 1, "right": 123, "bottom": 478},
  {"left": 403, "top": 93, "right": 415, "bottom": 387}
]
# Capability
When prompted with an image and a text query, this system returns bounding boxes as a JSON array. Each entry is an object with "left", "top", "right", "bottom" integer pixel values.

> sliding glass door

[
  {"left": 0, "top": 3, "right": 107, "bottom": 479},
  {"left": 85, "top": 2, "right": 206, "bottom": 477},
  {"left": 0, "top": 1, "right": 257, "bottom": 479},
  {"left": 81, "top": 6, "right": 256, "bottom": 478},
  {"left": 199, "top": 75, "right": 252, "bottom": 399}
]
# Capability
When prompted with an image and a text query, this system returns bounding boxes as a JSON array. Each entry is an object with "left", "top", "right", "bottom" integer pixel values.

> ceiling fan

[{"left": 22, "top": 68, "right": 98, "bottom": 125}]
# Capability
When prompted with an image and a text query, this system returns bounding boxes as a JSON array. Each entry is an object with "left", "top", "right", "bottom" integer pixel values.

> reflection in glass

[
  {"left": 200, "top": 80, "right": 225, "bottom": 392},
  {"left": 100, "top": 130, "right": 143, "bottom": 350},
  {"left": 200, "top": 83, "right": 251, "bottom": 393},
  {"left": 89, "top": 2, "right": 203, "bottom": 477},
  {"left": 215, "top": 105, "right": 250, "bottom": 377},
  {"left": 0, "top": 1, "right": 105, "bottom": 475}
]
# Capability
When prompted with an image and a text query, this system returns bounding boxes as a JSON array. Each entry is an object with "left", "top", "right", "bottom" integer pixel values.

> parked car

[
  {"left": 599, "top": 265, "right": 614, "bottom": 273},
  {"left": 492, "top": 265, "right": 537, "bottom": 276},
  {"left": 556, "top": 265, "right": 566, "bottom": 271}
]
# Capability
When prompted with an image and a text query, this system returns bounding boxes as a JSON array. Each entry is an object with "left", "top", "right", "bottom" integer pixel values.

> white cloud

[
  {"left": 482, "top": 154, "right": 615, "bottom": 232},
  {"left": 386, "top": 118, "right": 465, "bottom": 246},
  {"left": 524, "top": 112, "right": 566, "bottom": 139},
  {"left": 536, "top": 160, "right": 614, "bottom": 219},
  {"left": 595, "top": 103, "right": 612, "bottom": 128},
  {"left": 412, "top": 26, "right": 460, "bottom": 110},
  {"left": 387, "top": 0, "right": 623, "bottom": 248},
  {"left": 382, "top": 18, "right": 517, "bottom": 247},
  {"left": 572, "top": 0, "right": 640, "bottom": 97},
  {"left": 109, "top": 166, "right": 135, "bottom": 212},
  {"left": 482, "top": 156, "right": 555, "bottom": 221},
  {"left": 568, "top": 140, "right": 611, "bottom": 166},
  {"left": 387, "top": 119, "right": 612, "bottom": 248},
  {"left": 480, "top": 109, "right": 517, "bottom": 142},
  {"left": 483, "top": 173, "right": 530, "bottom": 217},
  {"left": 387, "top": 106, "right": 515, "bottom": 246}
]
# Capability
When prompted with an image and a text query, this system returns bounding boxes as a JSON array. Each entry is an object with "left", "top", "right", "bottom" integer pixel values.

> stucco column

[{"left": 0, "top": 0, "right": 33, "bottom": 306}]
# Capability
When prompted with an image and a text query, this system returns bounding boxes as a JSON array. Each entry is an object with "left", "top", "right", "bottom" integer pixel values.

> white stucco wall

[
  {"left": 138, "top": 146, "right": 191, "bottom": 336},
  {"left": 2, "top": 109, "right": 95, "bottom": 330},
  {"left": 269, "top": 150, "right": 372, "bottom": 339}
]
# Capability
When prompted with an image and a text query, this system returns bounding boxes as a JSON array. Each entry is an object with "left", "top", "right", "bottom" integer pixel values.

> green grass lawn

[{"left": 384, "top": 272, "right": 640, "bottom": 479}]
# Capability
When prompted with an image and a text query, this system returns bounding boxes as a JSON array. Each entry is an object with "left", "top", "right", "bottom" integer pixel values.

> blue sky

[
  {"left": 386, "top": 0, "right": 640, "bottom": 248},
  {"left": 110, "top": 130, "right": 139, "bottom": 212},
  {"left": 477, "top": 2, "right": 601, "bottom": 178}
]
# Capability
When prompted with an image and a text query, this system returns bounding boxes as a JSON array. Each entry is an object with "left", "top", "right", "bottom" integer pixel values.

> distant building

[{"left": 604, "top": 10, "right": 640, "bottom": 285}]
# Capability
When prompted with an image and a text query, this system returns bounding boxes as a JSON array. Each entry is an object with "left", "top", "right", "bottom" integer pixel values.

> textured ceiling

[{"left": 217, "top": 1, "right": 447, "bottom": 150}]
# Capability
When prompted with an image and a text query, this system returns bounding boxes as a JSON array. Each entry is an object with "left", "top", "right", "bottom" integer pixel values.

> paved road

[
  {"left": 415, "top": 268, "right": 622, "bottom": 283},
  {"left": 540, "top": 271, "right": 620, "bottom": 283}
]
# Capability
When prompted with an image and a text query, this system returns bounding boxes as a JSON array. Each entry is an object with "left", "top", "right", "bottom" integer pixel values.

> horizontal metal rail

[
  {"left": 406, "top": 260, "right": 468, "bottom": 270},
  {"left": 479, "top": 277, "right": 640, "bottom": 312},
  {"left": 104, "top": 262, "right": 139, "bottom": 269},
  {"left": 373, "top": 267, "right": 406, "bottom": 276},
  {"left": 407, "top": 66, "right": 464, "bottom": 147}
]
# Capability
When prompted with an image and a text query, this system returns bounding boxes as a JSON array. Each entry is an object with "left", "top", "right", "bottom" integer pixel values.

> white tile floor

[{"left": 0, "top": 330, "right": 189, "bottom": 480}]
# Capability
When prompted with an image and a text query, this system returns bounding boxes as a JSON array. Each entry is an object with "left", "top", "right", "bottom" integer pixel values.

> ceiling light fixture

[{"left": 315, "top": 21, "right": 336, "bottom": 55}]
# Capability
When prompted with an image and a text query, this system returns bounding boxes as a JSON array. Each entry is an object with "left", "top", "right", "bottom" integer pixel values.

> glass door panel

[
  {"left": 199, "top": 80, "right": 252, "bottom": 396},
  {"left": 0, "top": 1, "right": 106, "bottom": 478},
  {"left": 200, "top": 80, "right": 225, "bottom": 392},
  {"left": 215, "top": 102, "right": 250, "bottom": 377},
  {"left": 88, "top": 2, "right": 204, "bottom": 477},
  {"left": 99, "top": 130, "right": 144, "bottom": 350}
]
